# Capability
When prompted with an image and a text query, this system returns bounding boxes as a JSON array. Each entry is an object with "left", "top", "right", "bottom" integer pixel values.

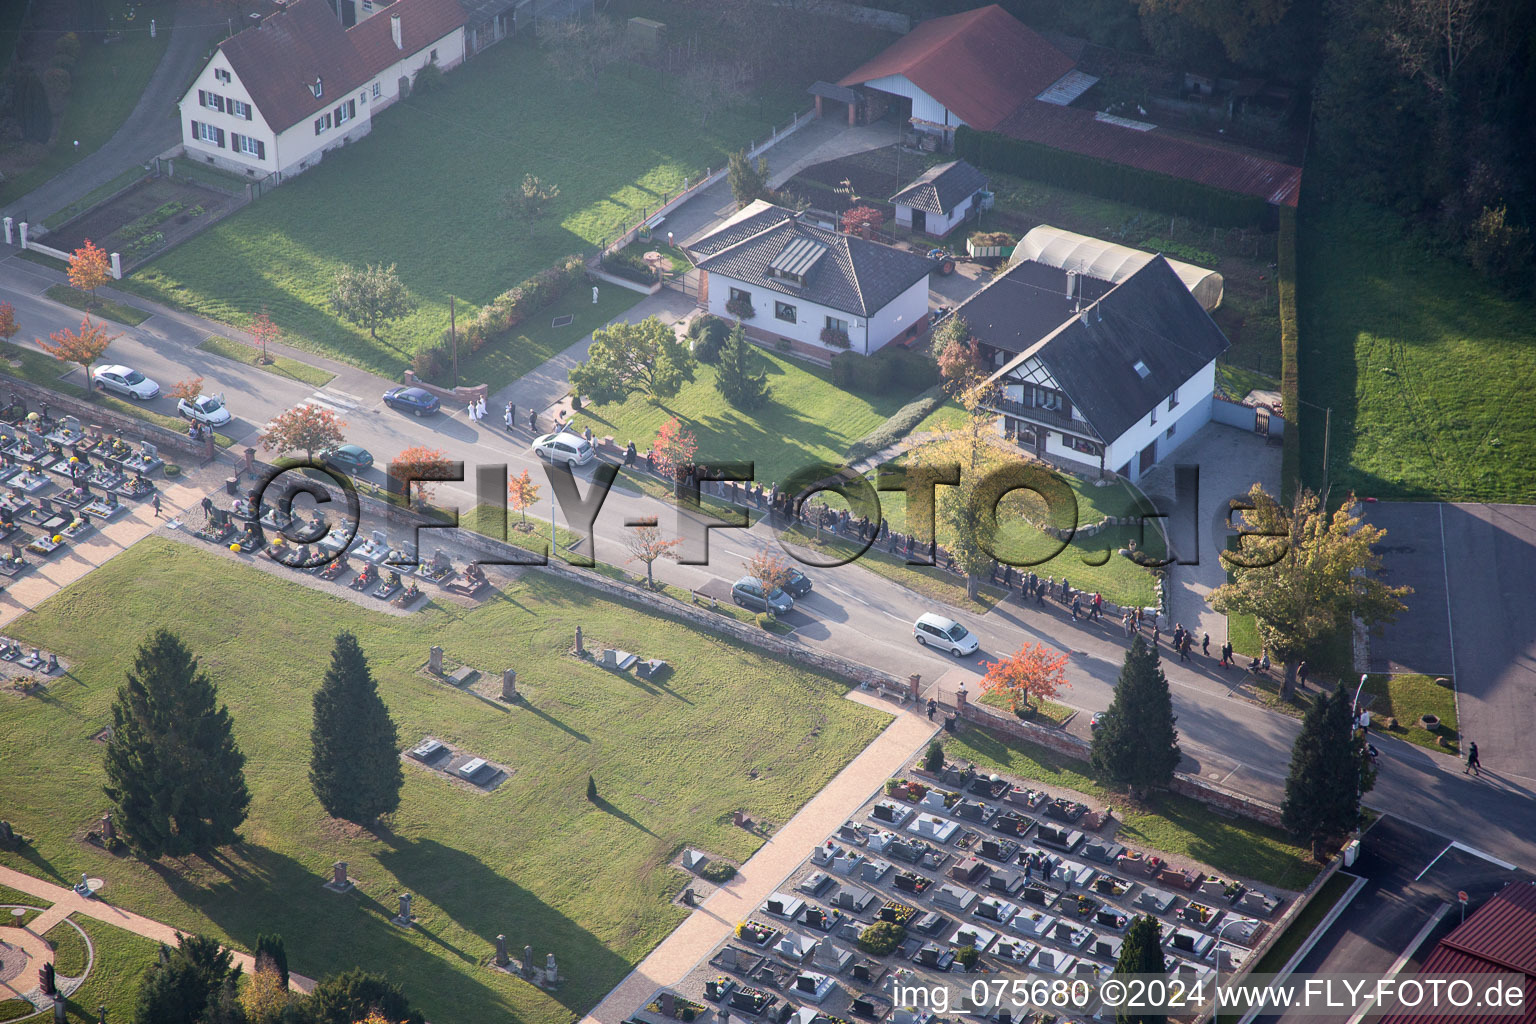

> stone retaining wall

[
  {"left": 0, "top": 372, "right": 214, "bottom": 462},
  {"left": 399, "top": 372, "right": 489, "bottom": 407}
]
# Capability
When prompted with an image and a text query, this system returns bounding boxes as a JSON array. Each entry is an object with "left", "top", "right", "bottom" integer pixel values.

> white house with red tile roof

[{"left": 178, "top": 0, "right": 465, "bottom": 181}]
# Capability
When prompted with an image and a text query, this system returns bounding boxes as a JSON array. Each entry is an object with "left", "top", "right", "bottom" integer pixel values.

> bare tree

[
  {"left": 542, "top": 16, "right": 627, "bottom": 88},
  {"left": 680, "top": 60, "right": 748, "bottom": 127},
  {"left": 1386, "top": 0, "right": 1489, "bottom": 95}
]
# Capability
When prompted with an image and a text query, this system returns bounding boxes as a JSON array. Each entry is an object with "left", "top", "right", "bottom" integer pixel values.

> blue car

[
  {"left": 317, "top": 444, "right": 374, "bottom": 473},
  {"left": 382, "top": 386, "right": 441, "bottom": 417}
]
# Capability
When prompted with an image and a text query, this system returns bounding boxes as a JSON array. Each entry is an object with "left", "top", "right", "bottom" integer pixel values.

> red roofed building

[
  {"left": 1378, "top": 882, "right": 1536, "bottom": 1024},
  {"left": 178, "top": 0, "right": 466, "bottom": 181},
  {"left": 836, "top": 4, "right": 1300, "bottom": 207}
]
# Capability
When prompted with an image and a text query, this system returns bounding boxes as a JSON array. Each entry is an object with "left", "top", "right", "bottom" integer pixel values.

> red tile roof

[
  {"left": 350, "top": 0, "right": 466, "bottom": 79},
  {"left": 837, "top": 5, "right": 1076, "bottom": 131},
  {"left": 1378, "top": 883, "right": 1536, "bottom": 1024},
  {"left": 217, "top": 0, "right": 464, "bottom": 134},
  {"left": 995, "top": 101, "right": 1302, "bottom": 207},
  {"left": 837, "top": 4, "right": 1302, "bottom": 206}
]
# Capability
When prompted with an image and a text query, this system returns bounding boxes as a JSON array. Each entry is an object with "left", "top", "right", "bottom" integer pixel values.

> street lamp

[{"left": 1212, "top": 916, "right": 1248, "bottom": 1023}]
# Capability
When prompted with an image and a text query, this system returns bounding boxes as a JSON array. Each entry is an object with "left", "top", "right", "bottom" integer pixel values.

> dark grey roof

[
  {"left": 808, "top": 80, "right": 857, "bottom": 103},
  {"left": 686, "top": 206, "right": 935, "bottom": 318},
  {"left": 682, "top": 203, "right": 795, "bottom": 257},
  {"left": 889, "top": 160, "right": 989, "bottom": 216},
  {"left": 769, "top": 235, "right": 828, "bottom": 278},
  {"left": 972, "top": 256, "right": 1230, "bottom": 441},
  {"left": 955, "top": 259, "right": 1113, "bottom": 355}
]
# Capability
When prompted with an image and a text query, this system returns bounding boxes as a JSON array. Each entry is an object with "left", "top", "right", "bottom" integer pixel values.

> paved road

[{"left": 3, "top": 4, "right": 228, "bottom": 226}]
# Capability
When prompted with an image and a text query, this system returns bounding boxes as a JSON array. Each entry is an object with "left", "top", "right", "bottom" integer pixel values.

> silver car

[
  {"left": 913, "top": 612, "right": 980, "bottom": 656},
  {"left": 92, "top": 364, "right": 161, "bottom": 400}
]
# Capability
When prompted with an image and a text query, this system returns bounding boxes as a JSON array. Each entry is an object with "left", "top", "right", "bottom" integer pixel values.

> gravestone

[
  {"left": 142, "top": 442, "right": 157, "bottom": 461},
  {"left": 395, "top": 892, "right": 413, "bottom": 926},
  {"left": 325, "top": 861, "right": 354, "bottom": 893},
  {"left": 502, "top": 668, "right": 517, "bottom": 701},
  {"left": 495, "top": 934, "right": 510, "bottom": 967},
  {"left": 524, "top": 946, "right": 535, "bottom": 978},
  {"left": 545, "top": 953, "right": 557, "bottom": 984},
  {"left": 429, "top": 646, "right": 444, "bottom": 674},
  {"left": 718, "top": 946, "right": 738, "bottom": 968},
  {"left": 660, "top": 992, "right": 676, "bottom": 1017},
  {"left": 574, "top": 625, "right": 584, "bottom": 655},
  {"left": 101, "top": 813, "right": 114, "bottom": 844}
]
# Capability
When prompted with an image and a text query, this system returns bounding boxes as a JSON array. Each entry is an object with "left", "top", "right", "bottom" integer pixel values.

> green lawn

[
  {"left": 1360, "top": 673, "right": 1460, "bottom": 756},
  {"left": 0, "top": 3, "right": 174, "bottom": 209},
  {"left": 1297, "top": 201, "right": 1536, "bottom": 501},
  {"left": 454, "top": 286, "right": 637, "bottom": 393},
  {"left": 791, "top": 533, "right": 1009, "bottom": 612},
  {"left": 871, "top": 455, "right": 1164, "bottom": 608},
  {"left": 0, "top": 538, "right": 887, "bottom": 1024},
  {"left": 44, "top": 285, "right": 152, "bottom": 327},
  {"left": 124, "top": 38, "right": 785, "bottom": 378},
  {"left": 55, "top": 917, "right": 164, "bottom": 1023},
  {"left": 46, "top": 916, "right": 91, "bottom": 976},
  {"left": 571, "top": 350, "right": 928, "bottom": 485},
  {"left": 940, "top": 730, "right": 1316, "bottom": 891},
  {"left": 1250, "top": 871, "right": 1354, "bottom": 975},
  {"left": 199, "top": 335, "right": 336, "bottom": 388}
]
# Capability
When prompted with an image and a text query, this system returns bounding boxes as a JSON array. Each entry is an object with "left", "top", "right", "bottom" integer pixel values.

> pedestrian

[
  {"left": 1023, "top": 860, "right": 1031, "bottom": 884},
  {"left": 1061, "top": 576, "right": 1070, "bottom": 602},
  {"left": 467, "top": 401, "right": 477, "bottom": 421},
  {"left": 1221, "top": 641, "right": 1233, "bottom": 668},
  {"left": 1153, "top": 624, "right": 1161, "bottom": 646},
  {"left": 151, "top": 493, "right": 161, "bottom": 517},
  {"left": 1035, "top": 582, "right": 1045, "bottom": 607},
  {"left": 1297, "top": 660, "right": 1310, "bottom": 689},
  {"left": 1092, "top": 592, "right": 1102, "bottom": 620},
  {"left": 1173, "top": 624, "right": 1185, "bottom": 649},
  {"left": 927, "top": 698, "right": 937, "bottom": 721},
  {"left": 1259, "top": 652, "right": 1270, "bottom": 673},
  {"left": 1465, "top": 741, "right": 1481, "bottom": 776},
  {"left": 625, "top": 441, "right": 636, "bottom": 466},
  {"left": 584, "top": 425, "right": 593, "bottom": 445},
  {"left": 1202, "top": 632, "right": 1211, "bottom": 657},
  {"left": 1180, "top": 635, "right": 1192, "bottom": 662},
  {"left": 505, "top": 403, "right": 515, "bottom": 430},
  {"left": 1070, "top": 595, "right": 1081, "bottom": 620},
  {"left": 529, "top": 409, "right": 537, "bottom": 432}
]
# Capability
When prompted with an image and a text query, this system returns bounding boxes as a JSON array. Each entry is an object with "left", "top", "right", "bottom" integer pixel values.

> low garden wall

[
  {"left": 399, "top": 373, "right": 488, "bottom": 407},
  {"left": 0, "top": 372, "right": 214, "bottom": 463}
]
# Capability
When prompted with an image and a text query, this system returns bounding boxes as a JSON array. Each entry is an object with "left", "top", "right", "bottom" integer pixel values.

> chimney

[
  {"left": 1064, "top": 270, "right": 1076, "bottom": 300},
  {"left": 391, "top": 13, "right": 403, "bottom": 49}
]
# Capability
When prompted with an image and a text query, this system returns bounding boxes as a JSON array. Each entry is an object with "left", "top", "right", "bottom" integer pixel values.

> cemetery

[
  {"left": 405, "top": 735, "right": 509, "bottom": 791},
  {"left": 0, "top": 537, "right": 889, "bottom": 1023},
  {"left": 629, "top": 749, "right": 1293, "bottom": 1024},
  {"left": 0, "top": 410, "right": 164, "bottom": 581}
]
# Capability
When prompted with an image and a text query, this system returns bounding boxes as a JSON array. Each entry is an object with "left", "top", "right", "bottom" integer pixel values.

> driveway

[{"left": 1364, "top": 501, "right": 1536, "bottom": 782}]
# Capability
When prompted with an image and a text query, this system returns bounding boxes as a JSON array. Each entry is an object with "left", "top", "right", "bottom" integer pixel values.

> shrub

[
  {"left": 774, "top": 338, "right": 791, "bottom": 352},
  {"left": 688, "top": 314, "right": 729, "bottom": 363},
  {"left": 43, "top": 67, "right": 71, "bottom": 100},
  {"left": 831, "top": 351, "right": 892, "bottom": 393},
  {"left": 924, "top": 739, "right": 944, "bottom": 773},
  {"left": 858, "top": 920, "right": 906, "bottom": 956},
  {"left": 841, "top": 205, "right": 886, "bottom": 235},
  {"left": 820, "top": 326, "right": 851, "bottom": 349},
  {"left": 54, "top": 32, "right": 81, "bottom": 61},
  {"left": 956, "top": 945, "right": 979, "bottom": 971},
  {"left": 602, "top": 247, "right": 657, "bottom": 284},
  {"left": 413, "top": 62, "right": 446, "bottom": 93},
  {"left": 875, "top": 345, "right": 939, "bottom": 390},
  {"left": 846, "top": 384, "right": 945, "bottom": 463},
  {"left": 725, "top": 297, "right": 755, "bottom": 320},
  {"left": 756, "top": 612, "right": 773, "bottom": 629},
  {"left": 164, "top": 465, "right": 181, "bottom": 477},
  {"left": 700, "top": 860, "right": 737, "bottom": 883}
]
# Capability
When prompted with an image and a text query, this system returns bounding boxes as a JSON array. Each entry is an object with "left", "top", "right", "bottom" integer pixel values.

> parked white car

[
  {"left": 913, "top": 612, "right": 980, "bottom": 656},
  {"left": 532, "top": 432, "right": 595, "bottom": 468},
  {"left": 92, "top": 364, "right": 160, "bottom": 400},
  {"left": 177, "top": 393, "right": 232, "bottom": 427}
]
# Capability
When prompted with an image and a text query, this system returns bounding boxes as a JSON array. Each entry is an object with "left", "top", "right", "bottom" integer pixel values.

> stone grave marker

[
  {"left": 429, "top": 646, "right": 444, "bottom": 675},
  {"left": 545, "top": 952, "right": 557, "bottom": 984},
  {"left": 325, "top": 861, "right": 355, "bottom": 893},
  {"left": 495, "top": 934, "right": 510, "bottom": 967},
  {"left": 394, "top": 892, "right": 412, "bottom": 927},
  {"left": 502, "top": 668, "right": 517, "bottom": 701}
]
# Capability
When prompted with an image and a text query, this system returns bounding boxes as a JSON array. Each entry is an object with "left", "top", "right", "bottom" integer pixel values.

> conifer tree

[
  {"left": 310, "top": 633, "right": 404, "bottom": 825},
  {"left": 714, "top": 321, "right": 770, "bottom": 410},
  {"left": 1091, "top": 635, "right": 1182, "bottom": 800},
  {"left": 103, "top": 630, "right": 250, "bottom": 858},
  {"left": 1113, "top": 915, "right": 1167, "bottom": 1024},
  {"left": 132, "top": 934, "right": 243, "bottom": 1024},
  {"left": 1282, "top": 685, "right": 1376, "bottom": 857}
]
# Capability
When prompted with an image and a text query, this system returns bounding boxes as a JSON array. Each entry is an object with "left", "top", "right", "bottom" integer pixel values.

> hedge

[
  {"left": 846, "top": 383, "right": 946, "bottom": 463},
  {"left": 830, "top": 346, "right": 938, "bottom": 395},
  {"left": 954, "top": 126, "right": 1272, "bottom": 230},
  {"left": 1277, "top": 205, "right": 1300, "bottom": 499},
  {"left": 412, "top": 254, "right": 587, "bottom": 381}
]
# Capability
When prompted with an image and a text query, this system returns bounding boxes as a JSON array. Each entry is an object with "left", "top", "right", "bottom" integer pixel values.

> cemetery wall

[
  {"left": 958, "top": 694, "right": 1286, "bottom": 829},
  {"left": 0, "top": 372, "right": 212, "bottom": 461},
  {"left": 347, "top": 488, "right": 911, "bottom": 694}
]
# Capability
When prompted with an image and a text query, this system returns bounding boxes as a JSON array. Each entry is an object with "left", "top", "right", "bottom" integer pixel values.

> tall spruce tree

[
  {"left": 307, "top": 968, "right": 423, "bottom": 1024},
  {"left": 132, "top": 934, "right": 243, "bottom": 1024},
  {"left": 1282, "top": 685, "right": 1376, "bottom": 858},
  {"left": 1091, "top": 636, "right": 1182, "bottom": 800},
  {"left": 1113, "top": 915, "right": 1167, "bottom": 1024},
  {"left": 714, "top": 321, "right": 770, "bottom": 410},
  {"left": 310, "top": 632, "right": 403, "bottom": 825},
  {"left": 103, "top": 630, "right": 250, "bottom": 858}
]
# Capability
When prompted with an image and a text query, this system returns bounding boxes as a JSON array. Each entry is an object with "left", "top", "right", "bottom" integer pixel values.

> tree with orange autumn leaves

[
  {"left": 38, "top": 316, "right": 117, "bottom": 393},
  {"left": 977, "top": 642, "right": 1069, "bottom": 715},
  {"left": 0, "top": 301, "right": 19, "bottom": 343},
  {"left": 508, "top": 468, "right": 541, "bottom": 527},
  {"left": 388, "top": 446, "right": 451, "bottom": 507},
  {"left": 67, "top": 239, "right": 112, "bottom": 305}
]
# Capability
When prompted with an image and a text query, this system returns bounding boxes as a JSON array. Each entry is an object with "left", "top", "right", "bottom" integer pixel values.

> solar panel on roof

[{"left": 769, "top": 236, "right": 827, "bottom": 279}]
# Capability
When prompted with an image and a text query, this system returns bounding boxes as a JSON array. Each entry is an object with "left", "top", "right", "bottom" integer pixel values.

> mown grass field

[
  {"left": 1297, "top": 201, "right": 1536, "bottom": 501},
  {"left": 123, "top": 38, "right": 790, "bottom": 380},
  {"left": 1360, "top": 673, "right": 1460, "bottom": 756},
  {"left": 0, "top": 538, "right": 887, "bottom": 1023}
]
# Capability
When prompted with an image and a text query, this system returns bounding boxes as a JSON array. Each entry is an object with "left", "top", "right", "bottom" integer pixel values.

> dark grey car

[{"left": 732, "top": 575, "right": 794, "bottom": 615}]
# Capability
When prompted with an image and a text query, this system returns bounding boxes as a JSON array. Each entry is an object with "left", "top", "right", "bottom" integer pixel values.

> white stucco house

[
  {"left": 178, "top": 0, "right": 466, "bottom": 181},
  {"left": 959, "top": 252, "right": 1231, "bottom": 481},
  {"left": 888, "top": 159, "right": 989, "bottom": 238},
  {"left": 684, "top": 201, "right": 936, "bottom": 358}
]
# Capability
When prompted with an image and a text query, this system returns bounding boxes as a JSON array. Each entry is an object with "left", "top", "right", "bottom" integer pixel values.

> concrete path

[
  {"left": 0, "top": 863, "right": 315, "bottom": 993},
  {"left": 3, "top": 4, "right": 229, "bottom": 225},
  {"left": 580, "top": 694, "right": 936, "bottom": 1024}
]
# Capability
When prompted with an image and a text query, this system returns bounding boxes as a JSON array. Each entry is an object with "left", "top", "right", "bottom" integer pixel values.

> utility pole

[
  {"left": 449, "top": 295, "right": 459, "bottom": 388},
  {"left": 1322, "top": 405, "right": 1332, "bottom": 495}
]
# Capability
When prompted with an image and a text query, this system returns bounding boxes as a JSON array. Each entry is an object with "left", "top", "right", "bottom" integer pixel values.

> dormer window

[
  {"left": 311, "top": 76, "right": 323, "bottom": 99},
  {"left": 767, "top": 236, "right": 826, "bottom": 290},
  {"left": 1132, "top": 360, "right": 1150, "bottom": 378}
]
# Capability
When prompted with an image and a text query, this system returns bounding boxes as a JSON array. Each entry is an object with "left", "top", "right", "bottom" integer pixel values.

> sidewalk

[
  {"left": 0, "top": 863, "right": 315, "bottom": 994},
  {"left": 580, "top": 696, "right": 936, "bottom": 1024}
]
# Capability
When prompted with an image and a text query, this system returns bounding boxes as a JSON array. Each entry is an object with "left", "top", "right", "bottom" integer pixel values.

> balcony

[{"left": 987, "top": 398, "right": 1098, "bottom": 438}]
